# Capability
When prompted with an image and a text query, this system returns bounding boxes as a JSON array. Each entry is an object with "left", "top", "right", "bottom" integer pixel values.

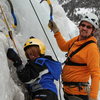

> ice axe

[
  {"left": 40, "top": 0, "right": 53, "bottom": 21},
  {"left": 0, "top": 4, "right": 20, "bottom": 56}
]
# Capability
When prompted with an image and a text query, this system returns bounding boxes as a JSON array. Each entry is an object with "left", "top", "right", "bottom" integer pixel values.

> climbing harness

[
  {"left": 7, "top": 0, "right": 17, "bottom": 28},
  {"left": 63, "top": 82, "right": 89, "bottom": 91},
  {"left": 0, "top": 4, "right": 19, "bottom": 55},
  {"left": 62, "top": 40, "right": 95, "bottom": 100},
  {"left": 64, "top": 40, "right": 95, "bottom": 66},
  {"left": 28, "top": 0, "right": 62, "bottom": 100}
]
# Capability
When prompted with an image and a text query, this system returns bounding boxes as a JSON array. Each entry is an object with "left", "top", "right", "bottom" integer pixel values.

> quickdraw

[
  {"left": 7, "top": 0, "right": 17, "bottom": 28},
  {"left": 40, "top": 0, "right": 53, "bottom": 21}
]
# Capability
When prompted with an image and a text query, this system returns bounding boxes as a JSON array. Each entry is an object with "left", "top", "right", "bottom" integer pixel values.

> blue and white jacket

[{"left": 16, "top": 55, "right": 62, "bottom": 95}]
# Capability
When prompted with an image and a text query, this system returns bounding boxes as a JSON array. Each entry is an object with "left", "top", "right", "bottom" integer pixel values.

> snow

[
  {"left": 0, "top": 0, "right": 99, "bottom": 100},
  {"left": 75, "top": 8, "right": 96, "bottom": 15}
]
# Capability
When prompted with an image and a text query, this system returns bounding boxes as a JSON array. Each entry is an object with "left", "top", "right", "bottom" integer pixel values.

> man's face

[{"left": 79, "top": 21, "right": 94, "bottom": 39}]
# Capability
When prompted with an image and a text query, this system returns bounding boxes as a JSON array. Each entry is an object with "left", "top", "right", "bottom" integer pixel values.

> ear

[
  {"left": 92, "top": 29, "right": 97, "bottom": 33},
  {"left": 78, "top": 26, "right": 81, "bottom": 31},
  {"left": 78, "top": 25, "right": 80, "bottom": 29}
]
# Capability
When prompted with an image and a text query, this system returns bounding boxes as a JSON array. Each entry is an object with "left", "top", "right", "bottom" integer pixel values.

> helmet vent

[
  {"left": 30, "top": 42, "right": 32, "bottom": 44},
  {"left": 85, "top": 16, "right": 88, "bottom": 18},
  {"left": 95, "top": 23, "right": 98, "bottom": 25},
  {"left": 30, "top": 36, "right": 35, "bottom": 39},
  {"left": 24, "top": 43, "right": 26, "bottom": 46},
  {"left": 91, "top": 19, "right": 95, "bottom": 22}
]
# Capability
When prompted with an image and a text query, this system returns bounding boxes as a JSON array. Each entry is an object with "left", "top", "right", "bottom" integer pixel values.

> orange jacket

[{"left": 54, "top": 32, "right": 100, "bottom": 99}]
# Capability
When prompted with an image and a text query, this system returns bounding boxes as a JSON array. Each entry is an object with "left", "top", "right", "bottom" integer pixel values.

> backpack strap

[{"left": 65, "top": 40, "right": 95, "bottom": 66}]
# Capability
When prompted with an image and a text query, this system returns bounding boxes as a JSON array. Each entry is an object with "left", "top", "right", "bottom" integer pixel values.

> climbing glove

[
  {"left": 7, "top": 48, "right": 22, "bottom": 67},
  {"left": 48, "top": 20, "right": 59, "bottom": 33}
]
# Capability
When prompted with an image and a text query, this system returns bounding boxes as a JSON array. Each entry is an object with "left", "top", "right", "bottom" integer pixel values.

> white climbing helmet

[{"left": 80, "top": 13, "right": 99, "bottom": 29}]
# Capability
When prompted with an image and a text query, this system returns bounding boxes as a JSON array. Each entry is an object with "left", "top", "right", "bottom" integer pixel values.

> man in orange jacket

[{"left": 48, "top": 13, "right": 100, "bottom": 100}]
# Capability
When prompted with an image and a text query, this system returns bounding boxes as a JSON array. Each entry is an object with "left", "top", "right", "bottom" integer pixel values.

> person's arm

[
  {"left": 54, "top": 31, "right": 72, "bottom": 52},
  {"left": 48, "top": 20, "right": 75, "bottom": 52},
  {"left": 16, "top": 62, "right": 47, "bottom": 83},
  {"left": 87, "top": 44, "right": 100, "bottom": 99},
  {"left": 7, "top": 48, "right": 47, "bottom": 83}
]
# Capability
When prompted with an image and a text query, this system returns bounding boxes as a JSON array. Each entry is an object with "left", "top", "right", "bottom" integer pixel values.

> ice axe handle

[
  {"left": 8, "top": 31, "right": 13, "bottom": 40},
  {"left": 49, "top": 20, "right": 53, "bottom": 32}
]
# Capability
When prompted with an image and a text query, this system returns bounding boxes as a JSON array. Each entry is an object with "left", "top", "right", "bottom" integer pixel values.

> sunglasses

[{"left": 80, "top": 24, "right": 93, "bottom": 29}]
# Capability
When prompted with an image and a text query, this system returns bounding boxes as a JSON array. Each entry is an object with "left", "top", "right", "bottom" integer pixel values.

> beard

[
  {"left": 80, "top": 30, "right": 92, "bottom": 39},
  {"left": 80, "top": 35, "right": 90, "bottom": 39}
]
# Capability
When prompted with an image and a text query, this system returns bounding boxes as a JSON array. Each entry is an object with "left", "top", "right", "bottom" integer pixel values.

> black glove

[{"left": 7, "top": 48, "right": 22, "bottom": 67}]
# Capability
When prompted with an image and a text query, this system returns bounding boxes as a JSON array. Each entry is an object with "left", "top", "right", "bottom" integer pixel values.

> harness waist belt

[{"left": 63, "top": 82, "right": 88, "bottom": 86}]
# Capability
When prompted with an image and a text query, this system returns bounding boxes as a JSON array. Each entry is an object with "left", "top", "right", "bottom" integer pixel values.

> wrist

[{"left": 53, "top": 29, "right": 59, "bottom": 33}]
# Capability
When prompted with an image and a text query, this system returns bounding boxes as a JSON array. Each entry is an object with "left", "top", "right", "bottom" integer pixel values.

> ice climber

[
  {"left": 48, "top": 12, "right": 100, "bottom": 100},
  {"left": 7, "top": 37, "right": 62, "bottom": 100}
]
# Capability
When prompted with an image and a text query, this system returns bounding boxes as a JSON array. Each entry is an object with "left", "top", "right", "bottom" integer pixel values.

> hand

[
  {"left": 7, "top": 48, "right": 22, "bottom": 67},
  {"left": 48, "top": 20, "right": 59, "bottom": 33}
]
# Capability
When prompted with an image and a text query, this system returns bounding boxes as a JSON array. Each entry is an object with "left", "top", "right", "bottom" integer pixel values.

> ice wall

[{"left": 0, "top": 32, "right": 24, "bottom": 100}]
